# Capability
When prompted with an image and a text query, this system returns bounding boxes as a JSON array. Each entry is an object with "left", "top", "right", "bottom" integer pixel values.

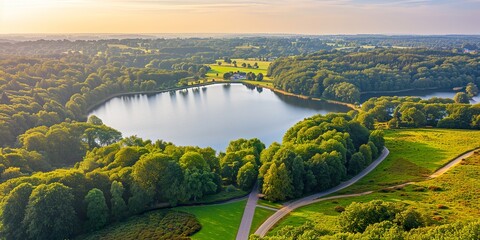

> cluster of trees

[
  {"left": 0, "top": 136, "right": 266, "bottom": 239},
  {"left": 0, "top": 52, "right": 190, "bottom": 148},
  {"left": 222, "top": 71, "right": 264, "bottom": 81},
  {"left": 220, "top": 138, "right": 265, "bottom": 191},
  {"left": 269, "top": 49, "right": 480, "bottom": 103},
  {"left": 359, "top": 96, "right": 480, "bottom": 129},
  {"left": 258, "top": 113, "right": 384, "bottom": 202},
  {"left": 0, "top": 117, "right": 121, "bottom": 181}
]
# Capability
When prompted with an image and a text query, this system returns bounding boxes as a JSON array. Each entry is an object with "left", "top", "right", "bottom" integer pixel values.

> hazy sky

[{"left": 1, "top": 0, "right": 480, "bottom": 34}]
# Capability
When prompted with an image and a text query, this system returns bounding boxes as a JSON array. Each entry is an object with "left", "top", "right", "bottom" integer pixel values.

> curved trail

[
  {"left": 254, "top": 148, "right": 479, "bottom": 238},
  {"left": 253, "top": 147, "right": 390, "bottom": 238}
]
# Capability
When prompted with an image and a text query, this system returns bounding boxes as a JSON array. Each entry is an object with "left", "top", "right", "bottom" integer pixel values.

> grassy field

[
  {"left": 257, "top": 199, "right": 284, "bottom": 209},
  {"left": 177, "top": 200, "right": 247, "bottom": 240},
  {"left": 250, "top": 207, "right": 276, "bottom": 235},
  {"left": 206, "top": 59, "right": 272, "bottom": 81},
  {"left": 184, "top": 188, "right": 247, "bottom": 205},
  {"left": 339, "top": 128, "right": 480, "bottom": 193},
  {"left": 267, "top": 149, "right": 480, "bottom": 236}
]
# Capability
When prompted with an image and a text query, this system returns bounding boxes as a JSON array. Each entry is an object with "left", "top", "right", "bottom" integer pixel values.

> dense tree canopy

[
  {"left": 269, "top": 49, "right": 480, "bottom": 103},
  {"left": 259, "top": 113, "right": 383, "bottom": 201},
  {"left": 361, "top": 96, "right": 480, "bottom": 129}
]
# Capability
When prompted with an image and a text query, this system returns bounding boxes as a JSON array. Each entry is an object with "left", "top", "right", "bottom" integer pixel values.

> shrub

[
  {"left": 334, "top": 206, "right": 345, "bottom": 213},
  {"left": 437, "top": 204, "right": 449, "bottom": 209},
  {"left": 428, "top": 186, "right": 442, "bottom": 191},
  {"left": 412, "top": 186, "right": 426, "bottom": 192}
]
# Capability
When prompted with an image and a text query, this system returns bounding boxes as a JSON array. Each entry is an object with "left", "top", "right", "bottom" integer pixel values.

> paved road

[
  {"left": 236, "top": 183, "right": 260, "bottom": 240},
  {"left": 254, "top": 147, "right": 390, "bottom": 237},
  {"left": 430, "top": 149, "right": 478, "bottom": 178}
]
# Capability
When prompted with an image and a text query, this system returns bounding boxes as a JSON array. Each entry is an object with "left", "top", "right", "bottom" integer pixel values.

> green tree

[
  {"left": 1, "top": 183, "right": 34, "bottom": 240},
  {"left": 466, "top": 82, "right": 479, "bottom": 98},
  {"left": 180, "top": 151, "right": 209, "bottom": 171},
  {"left": 339, "top": 200, "right": 403, "bottom": 233},
  {"left": 110, "top": 181, "right": 127, "bottom": 222},
  {"left": 359, "top": 144, "right": 373, "bottom": 165},
  {"left": 87, "top": 115, "right": 103, "bottom": 125},
  {"left": 394, "top": 207, "right": 425, "bottom": 231},
  {"left": 132, "top": 153, "right": 173, "bottom": 197},
  {"left": 323, "top": 82, "right": 360, "bottom": 103},
  {"left": 23, "top": 183, "right": 77, "bottom": 240},
  {"left": 369, "top": 130, "right": 385, "bottom": 152},
  {"left": 236, "top": 162, "right": 258, "bottom": 191},
  {"left": 401, "top": 107, "right": 427, "bottom": 127},
  {"left": 256, "top": 73, "right": 264, "bottom": 81},
  {"left": 84, "top": 188, "right": 109, "bottom": 231},
  {"left": 356, "top": 113, "right": 375, "bottom": 130},
  {"left": 184, "top": 169, "right": 217, "bottom": 201},
  {"left": 348, "top": 152, "right": 365, "bottom": 175},
  {"left": 128, "top": 183, "right": 152, "bottom": 215},
  {"left": 454, "top": 92, "right": 470, "bottom": 104},
  {"left": 262, "top": 163, "right": 293, "bottom": 202}
]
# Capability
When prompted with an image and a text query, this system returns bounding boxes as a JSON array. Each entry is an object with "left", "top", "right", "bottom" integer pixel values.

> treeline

[
  {"left": 269, "top": 49, "right": 480, "bottom": 103},
  {"left": 253, "top": 200, "right": 480, "bottom": 240},
  {"left": 0, "top": 54, "right": 189, "bottom": 148},
  {"left": 0, "top": 37, "right": 333, "bottom": 60},
  {"left": 0, "top": 135, "right": 264, "bottom": 239},
  {"left": 0, "top": 112, "right": 387, "bottom": 238},
  {"left": 258, "top": 113, "right": 384, "bottom": 201},
  {"left": 0, "top": 117, "right": 121, "bottom": 181},
  {"left": 358, "top": 96, "right": 480, "bottom": 129}
]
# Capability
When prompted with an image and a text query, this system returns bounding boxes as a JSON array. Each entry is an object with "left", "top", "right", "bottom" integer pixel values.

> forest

[
  {"left": 269, "top": 49, "right": 480, "bottom": 103},
  {"left": 358, "top": 95, "right": 480, "bottom": 129},
  {"left": 0, "top": 37, "right": 479, "bottom": 239}
]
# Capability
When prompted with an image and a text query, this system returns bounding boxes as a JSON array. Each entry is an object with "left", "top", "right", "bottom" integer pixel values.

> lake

[
  {"left": 89, "top": 84, "right": 350, "bottom": 151},
  {"left": 361, "top": 89, "right": 480, "bottom": 103}
]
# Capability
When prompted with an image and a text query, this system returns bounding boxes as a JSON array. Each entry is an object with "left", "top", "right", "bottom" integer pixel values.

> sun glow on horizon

[{"left": 1, "top": 0, "right": 480, "bottom": 34}]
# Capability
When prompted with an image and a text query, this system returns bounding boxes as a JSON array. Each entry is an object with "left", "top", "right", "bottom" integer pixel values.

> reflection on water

[{"left": 89, "top": 84, "right": 350, "bottom": 151}]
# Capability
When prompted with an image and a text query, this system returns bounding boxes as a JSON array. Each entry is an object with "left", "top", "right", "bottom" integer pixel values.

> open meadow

[{"left": 267, "top": 145, "right": 480, "bottom": 236}]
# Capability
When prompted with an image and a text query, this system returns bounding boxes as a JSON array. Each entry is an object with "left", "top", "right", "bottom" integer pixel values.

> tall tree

[
  {"left": 23, "top": 183, "right": 77, "bottom": 240},
  {"left": 236, "top": 162, "right": 258, "bottom": 191},
  {"left": 466, "top": 83, "right": 479, "bottom": 98},
  {"left": 84, "top": 188, "right": 109, "bottom": 231},
  {"left": 262, "top": 163, "right": 293, "bottom": 202},
  {"left": 454, "top": 92, "right": 470, "bottom": 104},
  {"left": 110, "top": 181, "right": 127, "bottom": 222},
  {"left": 348, "top": 152, "right": 365, "bottom": 175},
  {"left": 369, "top": 130, "right": 385, "bottom": 152},
  {"left": 1, "top": 183, "right": 34, "bottom": 240}
]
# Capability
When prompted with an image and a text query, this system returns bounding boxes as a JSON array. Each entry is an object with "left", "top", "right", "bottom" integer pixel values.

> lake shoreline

[{"left": 85, "top": 81, "right": 358, "bottom": 116}]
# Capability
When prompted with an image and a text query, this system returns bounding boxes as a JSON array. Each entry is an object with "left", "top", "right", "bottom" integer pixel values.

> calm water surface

[
  {"left": 361, "top": 90, "right": 480, "bottom": 103},
  {"left": 89, "top": 84, "right": 350, "bottom": 151}
]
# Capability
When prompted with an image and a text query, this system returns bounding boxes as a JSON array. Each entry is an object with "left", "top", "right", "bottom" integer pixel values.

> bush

[
  {"left": 412, "top": 186, "right": 427, "bottom": 192},
  {"left": 437, "top": 204, "right": 449, "bottom": 209},
  {"left": 428, "top": 186, "right": 442, "bottom": 191},
  {"left": 334, "top": 206, "right": 346, "bottom": 213},
  {"left": 338, "top": 200, "right": 403, "bottom": 233},
  {"left": 80, "top": 211, "right": 200, "bottom": 240}
]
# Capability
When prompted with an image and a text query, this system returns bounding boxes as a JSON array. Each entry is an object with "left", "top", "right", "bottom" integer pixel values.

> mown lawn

[
  {"left": 206, "top": 59, "right": 272, "bottom": 81},
  {"left": 257, "top": 199, "right": 284, "bottom": 209},
  {"left": 250, "top": 207, "right": 276, "bottom": 235},
  {"left": 177, "top": 200, "right": 247, "bottom": 240},
  {"left": 339, "top": 128, "right": 480, "bottom": 193},
  {"left": 268, "top": 151, "right": 480, "bottom": 236}
]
